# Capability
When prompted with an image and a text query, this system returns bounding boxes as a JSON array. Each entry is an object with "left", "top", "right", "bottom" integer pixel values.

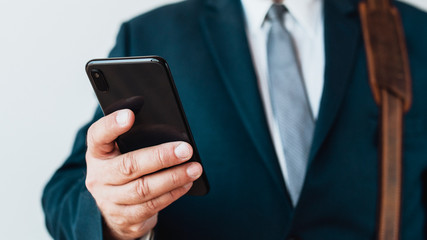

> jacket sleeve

[{"left": 42, "top": 22, "right": 130, "bottom": 240}]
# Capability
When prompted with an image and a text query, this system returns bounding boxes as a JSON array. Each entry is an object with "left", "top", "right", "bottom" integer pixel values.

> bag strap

[{"left": 359, "top": 0, "right": 412, "bottom": 239}]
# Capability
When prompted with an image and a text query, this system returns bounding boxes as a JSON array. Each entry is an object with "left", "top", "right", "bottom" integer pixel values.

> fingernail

[
  {"left": 116, "top": 110, "right": 129, "bottom": 126},
  {"left": 183, "top": 182, "right": 193, "bottom": 190},
  {"left": 187, "top": 163, "right": 202, "bottom": 179},
  {"left": 174, "top": 143, "right": 192, "bottom": 160}
]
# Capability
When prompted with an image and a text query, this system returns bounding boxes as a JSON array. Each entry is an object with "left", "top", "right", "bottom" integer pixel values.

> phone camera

[{"left": 91, "top": 69, "right": 109, "bottom": 92}]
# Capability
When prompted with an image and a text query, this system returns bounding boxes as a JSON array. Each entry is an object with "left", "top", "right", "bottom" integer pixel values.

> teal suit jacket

[{"left": 42, "top": 0, "right": 427, "bottom": 239}]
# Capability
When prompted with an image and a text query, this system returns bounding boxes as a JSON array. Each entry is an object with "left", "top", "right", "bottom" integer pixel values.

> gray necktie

[{"left": 267, "top": 4, "right": 314, "bottom": 205}]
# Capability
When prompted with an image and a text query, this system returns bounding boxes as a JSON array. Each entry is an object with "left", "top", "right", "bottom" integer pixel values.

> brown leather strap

[{"left": 359, "top": 0, "right": 412, "bottom": 239}]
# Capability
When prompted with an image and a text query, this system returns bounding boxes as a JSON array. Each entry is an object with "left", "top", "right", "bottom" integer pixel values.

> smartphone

[{"left": 86, "top": 56, "right": 209, "bottom": 196}]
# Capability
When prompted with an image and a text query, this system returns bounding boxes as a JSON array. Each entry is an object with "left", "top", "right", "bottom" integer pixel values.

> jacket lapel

[
  {"left": 308, "top": 0, "right": 361, "bottom": 164},
  {"left": 198, "top": 0, "right": 362, "bottom": 203},
  {"left": 200, "top": 0, "right": 288, "bottom": 200}
]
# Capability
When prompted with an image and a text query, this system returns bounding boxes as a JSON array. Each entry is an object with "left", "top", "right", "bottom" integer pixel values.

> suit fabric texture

[{"left": 42, "top": 0, "right": 427, "bottom": 239}]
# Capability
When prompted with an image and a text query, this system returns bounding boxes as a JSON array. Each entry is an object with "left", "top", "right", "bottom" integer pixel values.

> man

[{"left": 42, "top": 0, "right": 427, "bottom": 239}]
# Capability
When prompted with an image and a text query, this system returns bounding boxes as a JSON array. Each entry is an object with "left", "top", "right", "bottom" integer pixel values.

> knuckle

[
  {"left": 85, "top": 177, "right": 96, "bottom": 192},
  {"left": 154, "top": 146, "right": 170, "bottom": 168},
  {"left": 135, "top": 178, "right": 150, "bottom": 199},
  {"left": 169, "top": 171, "right": 180, "bottom": 186},
  {"left": 168, "top": 187, "right": 185, "bottom": 201},
  {"left": 144, "top": 199, "right": 158, "bottom": 214},
  {"left": 128, "top": 223, "right": 144, "bottom": 235},
  {"left": 86, "top": 121, "right": 104, "bottom": 147},
  {"left": 105, "top": 114, "right": 116, "bottom": 128},
  {"left": 113, "top": 216, "right": 128, "bottom": 228},
  {"left": 168, "top": 188, "right": 179, "bottom": 200},
  {"left": 169, "top": 186, "right": 188, "bottom": 202},
  {"left": 103, "top": 115, "right": 117, "bottom": 136},
  {"left": 120, "top": 153, "right": 138, "bottom": 176},
  {"left": 120, "top": 227, "right": 141, "bottom": 239}
]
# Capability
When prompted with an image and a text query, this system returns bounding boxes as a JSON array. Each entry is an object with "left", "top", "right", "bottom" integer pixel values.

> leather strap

[{"left": 359, "top": 0, "right": 412, "bottom": 240}]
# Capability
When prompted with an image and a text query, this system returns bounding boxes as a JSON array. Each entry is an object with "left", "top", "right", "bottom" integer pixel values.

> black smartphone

[{"left": 86, "top": 56, "right": 209, "bottom": 196}]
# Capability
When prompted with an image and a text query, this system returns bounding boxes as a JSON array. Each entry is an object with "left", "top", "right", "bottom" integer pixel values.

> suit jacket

[{"left": 42, "top": 0, "right": 427, "bottom": 239}]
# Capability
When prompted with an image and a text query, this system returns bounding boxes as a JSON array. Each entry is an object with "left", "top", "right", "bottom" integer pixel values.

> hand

[{"left": 85, "top": 109, "right": 203, "bottom": 240}]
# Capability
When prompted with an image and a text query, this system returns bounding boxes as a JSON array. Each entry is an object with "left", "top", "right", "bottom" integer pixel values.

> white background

[
  {"left": 0, "top": 0, "right": 425, "bottom": 239},
  {"left": 0, "top": 0, "right": 180, "bottom": 239}
]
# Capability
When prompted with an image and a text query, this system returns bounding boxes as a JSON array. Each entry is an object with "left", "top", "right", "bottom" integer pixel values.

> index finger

[{"left": 104, "top": 141, "right": 193, "bottom": 185}]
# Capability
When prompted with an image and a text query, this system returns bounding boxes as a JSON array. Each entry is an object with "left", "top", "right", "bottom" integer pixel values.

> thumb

[{"left": 87, "top": 109, "right": 135, "bottom": 158}]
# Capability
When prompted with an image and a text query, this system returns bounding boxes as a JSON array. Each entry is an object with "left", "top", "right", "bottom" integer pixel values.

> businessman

[{"left": 43, "top": 0, "right": 427, "bottom": 239}]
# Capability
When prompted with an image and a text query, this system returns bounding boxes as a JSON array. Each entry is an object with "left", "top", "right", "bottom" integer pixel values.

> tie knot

[{"left": 267, "top": 4, "right": 287, "bottom": 23}]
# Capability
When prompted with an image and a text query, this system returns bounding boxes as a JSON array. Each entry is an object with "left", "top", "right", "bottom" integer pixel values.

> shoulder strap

[{"left": 359, "top": 0, "right": 412, "bottom": 239}]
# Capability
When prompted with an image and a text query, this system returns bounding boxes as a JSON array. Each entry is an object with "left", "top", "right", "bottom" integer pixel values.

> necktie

[{"left": 267, "top": 4, "right": 314, "bottom": 205}]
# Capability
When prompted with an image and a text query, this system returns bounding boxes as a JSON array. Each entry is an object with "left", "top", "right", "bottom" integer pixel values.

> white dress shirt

[{"left": 240, "top": 0, "right": 325, "bottom": 203}]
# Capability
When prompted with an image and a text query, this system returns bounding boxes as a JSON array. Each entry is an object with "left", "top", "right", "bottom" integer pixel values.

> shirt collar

[{"left": 240, "top": 0, "right": 322, "bottom": 37}]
